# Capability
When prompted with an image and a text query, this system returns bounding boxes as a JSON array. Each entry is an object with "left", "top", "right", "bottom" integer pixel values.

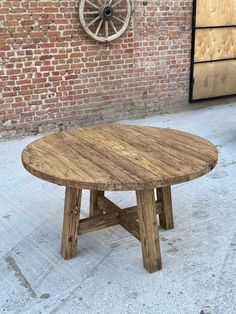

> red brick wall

[{"left": 0, "top": 1, "right": 192, "bottom": 139}]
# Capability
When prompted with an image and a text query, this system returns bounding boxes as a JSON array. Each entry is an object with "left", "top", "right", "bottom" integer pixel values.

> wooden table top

[{"left": 22, "top": 125, "right": 218, "bottom": 191}]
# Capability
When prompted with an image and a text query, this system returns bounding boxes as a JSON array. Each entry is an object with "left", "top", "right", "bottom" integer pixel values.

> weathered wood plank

[
  {"left": 97, "top": 195, "right": 121, "bottom": 214},
  {"left": 156, "top": 186, "right": 174, "bottom": 230},
  {"left": 136, "top": 189, "right": 162, "bottom": 273},
  {"left": 78, "top": 212, "right": 119, "bottom": 235},
  {"left": 106, "top": 125, "right": 211, "bottom": 180},
  {"left": 97, "top": 195, "right": 162, "bottom": 215},
  {"left": 61, "top": 187, "right": 81, "bottom": 259},
  {"left": 122, "top": 201, "right": 162, "bottom": 215},
  {"left": 119, "top": 213, "right": 141, "bottom": 241}
]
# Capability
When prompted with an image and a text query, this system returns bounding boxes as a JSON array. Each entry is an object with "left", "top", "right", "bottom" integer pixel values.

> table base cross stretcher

[{"left": 61, "top": 187, "right": 173, "bottom": 273}]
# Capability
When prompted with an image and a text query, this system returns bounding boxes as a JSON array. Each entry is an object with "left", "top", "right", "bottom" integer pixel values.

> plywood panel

[
  {"left": 195, "top": 28, "right": 236, "bottom": 62},
  {"left": 193, "top": 60, "right": 236, "bottom": 99},
  {"left": 196, "top": 0, "right": 236, "bottom": 27}
]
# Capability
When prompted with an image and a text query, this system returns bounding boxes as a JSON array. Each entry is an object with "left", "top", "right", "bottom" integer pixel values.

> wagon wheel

[{"left": 79, "top": 0, "right": 132, "bottom": 42}]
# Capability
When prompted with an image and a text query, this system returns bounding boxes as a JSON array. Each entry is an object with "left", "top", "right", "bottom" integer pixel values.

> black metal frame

[
  {"left": 189, "top": 0, "right": 197, "bottom": 102},
  {"left": 189, "top": 0, "right": 236, "bottom": 102}
]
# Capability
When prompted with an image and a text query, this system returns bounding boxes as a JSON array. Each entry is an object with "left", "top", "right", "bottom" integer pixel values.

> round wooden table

[{"left": 22, "top": 125, "right": 218, "bottom": 273}]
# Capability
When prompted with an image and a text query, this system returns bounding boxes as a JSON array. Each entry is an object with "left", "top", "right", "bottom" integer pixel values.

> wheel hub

[{"left": 100, "top": 5, "right": 114, "bottom": 20}]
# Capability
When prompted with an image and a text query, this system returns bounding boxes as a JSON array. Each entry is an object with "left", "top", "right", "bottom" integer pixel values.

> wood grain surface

[
  {"left": 194, "top": 28, "right": 236, "bottom": 62},
  {"left": 156, "top": 186, "right": 174, "bottom": 230},
  {"left": 193, "top": 60, "right": 236, "bottom": 100},
  {"left": 61, "top": 187, "right": 82, "bottom": 259},
  {"left": 136, "top": 189, "right": 162, "bottom": 272},
  {"left": 196, "top": 0, "right": 236, "bottom": 27},
  {"left": 22, "top": 125, "right": 218, "bottom": 191},
  {"left": 89, "top": 190, "right": 104, "bottom": 216}
]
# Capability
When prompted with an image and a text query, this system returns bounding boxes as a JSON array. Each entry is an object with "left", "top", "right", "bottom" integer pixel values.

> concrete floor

[{"left": 0, "top": 103, "right": 235, "bottom": 314}]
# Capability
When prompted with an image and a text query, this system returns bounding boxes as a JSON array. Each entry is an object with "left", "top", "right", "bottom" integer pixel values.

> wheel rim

[{"left": 79, "top": 0, "right": 132, "bottom": 42}]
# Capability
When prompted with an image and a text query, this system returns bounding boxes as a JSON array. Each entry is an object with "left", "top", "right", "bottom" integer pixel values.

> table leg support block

[
  {"left": 61, "top": 187, "right": 82, "bottom": 259},
  {"left": 136, "top": 189, "right": 162, "bottom": 273},
  {"left": 156, "top": 186, "right": 174, "bottom": 230},
  {"left": 89, "top": 190, "right": 104, "bottom": 216}
]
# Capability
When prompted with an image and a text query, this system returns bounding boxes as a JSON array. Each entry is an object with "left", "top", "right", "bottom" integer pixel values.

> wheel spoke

[
  {"left": 110, "top": 19, "right": 118, "bottom": 33},
  {"left": 115, "top": 9, "right": 127, "bottom": 13},
  {"left": 105, "top": 20, "right": 109, "bottom": 37},
  {"left": 112, "top": 15, "right": 125, "bottom": 24},
  {"left": 113, "top": 0, "right": 123, "bottom": 8},
  {"left": 85, "top": 0, "right": 100, "bottom": 9},
  {"left": 84, "top": 11, "right": 99, "bottom": 15},
  {"left": 87, "top": 15, "right": 100, "bottom": 28},
  {"left": 95, "top": 18, "right": 103, "bottom": 35}
]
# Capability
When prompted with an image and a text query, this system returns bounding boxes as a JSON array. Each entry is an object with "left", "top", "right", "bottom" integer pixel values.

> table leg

[
  {"left": 61, "top": 187, "right": 82, "bottom": 259},
  {"left": 89, "top": 190, "right": 104, "bottom": 216},
  {"left": 156, "top": 186, "right": 174, "bottom": 230},
  {"left": 136, "top": 189, "right": 162, "bottom": 272}
]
